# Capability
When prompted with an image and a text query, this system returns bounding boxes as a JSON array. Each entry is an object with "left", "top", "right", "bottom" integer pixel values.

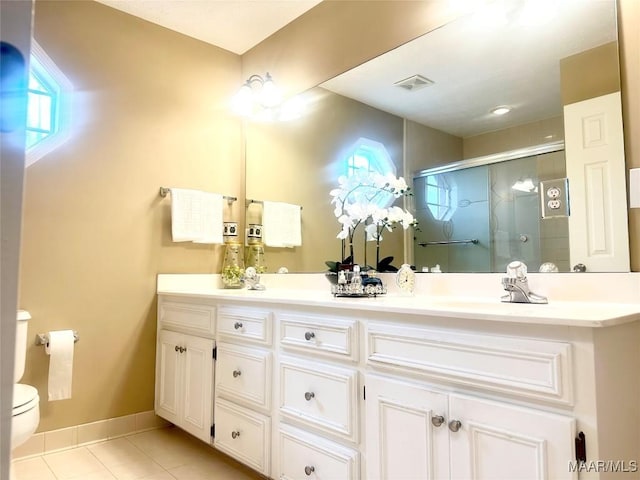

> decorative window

[
  {"left": 25, "top": 41, "right": 72, "bottom": 167},
  {"left": 344, "top": 137, "right": 396, "bottom": 208},
  {"left": 425, "top": 174, "right": 455, "bottom": 221}
]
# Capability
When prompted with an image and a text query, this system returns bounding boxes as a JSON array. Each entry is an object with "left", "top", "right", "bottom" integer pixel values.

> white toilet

[{"left": 11, "top": 310, "right": 40, "bottom": 450}]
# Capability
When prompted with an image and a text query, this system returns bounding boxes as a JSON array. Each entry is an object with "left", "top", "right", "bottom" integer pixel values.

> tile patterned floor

[{"left": 11, "top": 426, "right": 265, "bottom": 480}]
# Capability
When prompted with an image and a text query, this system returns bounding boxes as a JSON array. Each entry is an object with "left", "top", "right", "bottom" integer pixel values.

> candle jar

[{"left": 221, "top": 242, "right": 245, "bottom": 289}]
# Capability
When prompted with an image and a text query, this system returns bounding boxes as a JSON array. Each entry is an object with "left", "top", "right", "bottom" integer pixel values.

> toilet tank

[{"left": 15, "top": 310, "right": 31, "bottom": 382}]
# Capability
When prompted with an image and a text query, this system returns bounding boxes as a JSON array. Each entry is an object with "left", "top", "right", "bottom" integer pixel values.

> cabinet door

[
  {"left": 181, "top": 334, "right": 215, "bottom": 443},
  {"left": 365, "top": 374, "right": 449, "bottom": 480},
  {"left": 449, "top": 394, "right": 576, "bottom": 480},
  {"left": 155, "top": 329, "right": 182, "bottom": 425}
]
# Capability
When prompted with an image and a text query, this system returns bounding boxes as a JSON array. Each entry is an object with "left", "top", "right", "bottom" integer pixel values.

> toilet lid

[{"left": 13, "top": 384, "right": 39, "bottom": 415}]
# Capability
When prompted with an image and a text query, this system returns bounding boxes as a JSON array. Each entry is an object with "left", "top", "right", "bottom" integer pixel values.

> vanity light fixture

[
  {"left": 490, "top": 106, "right": 511, "bottom": 115},
  {"left": 232, "top": 72, "right": 282, "bottom": 118}
]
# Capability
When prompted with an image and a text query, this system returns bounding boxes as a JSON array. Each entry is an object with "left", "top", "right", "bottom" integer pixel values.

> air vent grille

[{"left": 394, "top": 74, "right": 434, "bottom": 91}]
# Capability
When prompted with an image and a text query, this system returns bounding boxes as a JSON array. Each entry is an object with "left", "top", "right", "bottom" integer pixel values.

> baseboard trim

[{"left": 11, "top": 410, "right": 170, "bottom": 460}]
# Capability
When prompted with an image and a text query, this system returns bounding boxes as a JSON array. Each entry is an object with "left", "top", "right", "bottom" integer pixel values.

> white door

[
  {"left": 449, "top": 394, "right": 576, "bottom": 480},
  {"left": 0, "top": 2, "right": 33, "bottom": 474},
  {"left": 365, "top": 374, "right": 449, "bottom": 480},
  {"left": 564, "top": 91, "right": 629, "bottom": 272},
  {"left": 155, "top": 329, "right": 181, "bottom": 425},
  {"left": 181, "top": 334, "right": 214, "bottom": 443}
]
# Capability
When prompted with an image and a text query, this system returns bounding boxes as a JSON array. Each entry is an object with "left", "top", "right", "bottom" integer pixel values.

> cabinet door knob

[
  {"left": 231, "top": 430, "right": 240, "bottom": 439},
  {"left": 179, "top": 346, "right": 186, "bottom": 353},
  {"left": 304, "top": 391, "right": 315, "bottom": 401},
  {"left": 448, "top": 420, "right": 462, "bottom": 432},
  {"left": 431, "top": 415, "right": 445, "bottom": 427},
  {"left": 234, "top": 322, "right": 243, "bottom": 330},
  {"left": 304, "top": 465, "right": 315, "bottom": 475},
  {"left": 304, "top": 331, "right": 315, "bottom": 341},
  {"left": 232, "top": 369, "right": 242, "bottom": 378},
  {"left": 174, "top": 345, "right": 179, "bottom": 352}
]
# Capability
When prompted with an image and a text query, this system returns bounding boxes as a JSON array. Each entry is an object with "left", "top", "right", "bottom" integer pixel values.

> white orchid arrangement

[{"left": 329, "top": 171, "right": 416, "bottom": 271}]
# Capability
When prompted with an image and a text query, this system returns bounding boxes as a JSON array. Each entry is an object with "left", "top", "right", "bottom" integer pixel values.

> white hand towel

[
  {"left": 193, "top": 192, "right": 224, "bottom": 244},
  {"left": 170, "top": 188, "right": 203, "bottom": 242},
  {"left": 262, "top": 201, "right": 302, "bottom": 247}
]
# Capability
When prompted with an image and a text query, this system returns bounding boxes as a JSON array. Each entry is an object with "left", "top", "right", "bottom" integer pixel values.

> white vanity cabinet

[
  {"left": 213, "top": 306, "right": 273, "bottom": 476},
  {"left": 156, "top": 279, "right": 640, "bottom": 480},
  {"left": 276, "top": 312, "right": 361, "bottom": 480},
  {"left": 365, "top": 321, "right": 577, "bottom": 479},
  {"left": 365, "top": 374, "right": 575, "bottom": 479},
  {"left": 155, "top": 297, "right": 216, "bottom": 444}
]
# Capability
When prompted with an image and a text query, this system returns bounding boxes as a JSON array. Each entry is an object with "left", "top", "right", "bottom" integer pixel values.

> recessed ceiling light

[{"left": 490, "top": 106, "right": 511, "bottom": 115}]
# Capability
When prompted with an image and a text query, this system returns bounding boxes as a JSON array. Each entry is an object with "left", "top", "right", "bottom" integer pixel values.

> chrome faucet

[{"left": 501, "top": 261, "right": 547, "bottom": 304}]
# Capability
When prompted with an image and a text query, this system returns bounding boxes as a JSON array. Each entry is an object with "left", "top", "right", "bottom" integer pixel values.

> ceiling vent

[{"left": 394, "top": 74, "right": 434, "bottom": 91}]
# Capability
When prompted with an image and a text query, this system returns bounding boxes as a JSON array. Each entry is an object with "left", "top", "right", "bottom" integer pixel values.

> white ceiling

[
  {"left": 322, "top": 1, "right": 617, "bottom": 138},
  {"left": 95, "top": 0, "right": 322, "bottom": 55}
]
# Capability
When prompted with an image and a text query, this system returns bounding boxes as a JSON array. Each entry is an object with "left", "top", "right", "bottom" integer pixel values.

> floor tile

[
  {"left": 42, "top": 447, "right": 106, "bottom": 479},
  {"left": 87, "top": 438, "right": 150, "bottom": 467},
  {"left": 10, "top": 456, "right": 56, "bottom": 480}
]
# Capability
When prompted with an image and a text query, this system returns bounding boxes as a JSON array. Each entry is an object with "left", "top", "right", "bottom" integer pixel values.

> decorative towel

[
  {"left": 170, "top": 188, "right": 223, "bottom": 244},
  {"left": 192, "top": 192, "right": 224, "bottom": 244},
  {"left": 262, "top": 201, "right": 302, "bottom": 247}
]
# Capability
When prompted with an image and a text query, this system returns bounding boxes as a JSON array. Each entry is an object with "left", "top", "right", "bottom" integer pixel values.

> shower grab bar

[{"left": 418, "top": 239, "right": 479, "bottom": 246}]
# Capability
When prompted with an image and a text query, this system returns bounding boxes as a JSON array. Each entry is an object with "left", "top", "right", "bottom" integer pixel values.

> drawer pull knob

[
  {"left": 304, "top": 331, "right": 315, "bottom": 341},
  {"left": 174, "top": 345, "right": 179, "bottom": 352},
  {"left": 231, "top": 430, "right": 240, "bottom": 439},
  {"left": 234, "top": 322, "right": 243, "bottom": 330},
  {"left": 431, "top": 415, "right": 445, "bottom": 427},
  {"left": 448, "top": 420, "right": 462, "bottom": 432},
  {"left": 304, "top": 466, "right": 315, "bottom": 475},
  {"left": 304, "top": 391, "right": 315, "bottom": 401},
  {"left": 232, "top": 369, "right": 242, "bottom": 378}
]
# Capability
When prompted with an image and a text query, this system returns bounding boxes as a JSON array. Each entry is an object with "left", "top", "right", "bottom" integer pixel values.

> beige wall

[
  {"left": 245, "top": 88, "right": 405, "bottom": 272},
  {"left": 406, "top": 120, "right": 463, "bottom": 175},
  {"left": 21, "top": 1, "right": 242, "bottom": 431},
  {"left": 619, "top": 0, "right": 640, "bottom": 271}
]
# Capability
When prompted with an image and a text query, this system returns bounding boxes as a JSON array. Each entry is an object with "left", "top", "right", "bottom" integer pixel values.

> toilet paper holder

[{"left": 35, "top": 331, "right": 79, "bottom": 347}]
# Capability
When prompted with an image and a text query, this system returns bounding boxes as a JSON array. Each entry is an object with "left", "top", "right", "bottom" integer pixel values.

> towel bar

[
  {"left": 35, "top": 331, "right": 79, "bottom": 347},
  {"left": 246, "top": 199, "right": 303, "bottom": 209},
  {"left": 159, "top": 187, "right": 237, "bottom": 203}
]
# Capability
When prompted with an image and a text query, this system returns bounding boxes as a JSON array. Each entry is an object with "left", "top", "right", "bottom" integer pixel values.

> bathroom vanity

[{"left": 155, "top": 273, "right": 640, "bottom": 479}]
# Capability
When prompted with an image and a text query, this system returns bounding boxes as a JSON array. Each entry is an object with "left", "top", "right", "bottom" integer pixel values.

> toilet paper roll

[{"left": 45, "top": 330, "right": 74, "bottom": 401}]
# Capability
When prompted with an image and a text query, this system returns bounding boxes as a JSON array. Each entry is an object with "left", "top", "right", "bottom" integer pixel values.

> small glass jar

[
  {"left": 245, "top": 242, "right": 266, "bottom": 274},
  {"left": 221, "top": 242, "right": 245, "bottom": 289}
]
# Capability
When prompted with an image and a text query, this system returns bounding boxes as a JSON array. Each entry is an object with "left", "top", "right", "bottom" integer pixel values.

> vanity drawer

[
  {"left": 214, "top": 398, "right": 271, "bottom": 476},
  {"left": 366, "top": 323, "right": 573, "bottom": 405},
  {"left": 215, "top": 342, "right": 271, "bottom": 411},
  {"left": 158, "top": 298, "right": 215, "bottom": 337},
  {"left": 280, "top": 356, "right": 358, "bottom": 442},
  {"left": 279, "top": 424, "right": 359, "bottom": 480},
  {"left": 279, "top": 313, "right": 358, "bottom": 362},
  {"left": 217, "top": 306, "right": 271, "bottom": 345}
]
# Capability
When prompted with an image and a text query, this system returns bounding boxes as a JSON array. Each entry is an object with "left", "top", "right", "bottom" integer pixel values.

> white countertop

[{"left": 157, "top": 274, "right": 640, "bottom": 328}]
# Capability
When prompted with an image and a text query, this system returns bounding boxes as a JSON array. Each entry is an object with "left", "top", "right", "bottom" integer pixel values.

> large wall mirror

[{"left": 245, "top": 0, "right": 629, "bottom": 274}]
